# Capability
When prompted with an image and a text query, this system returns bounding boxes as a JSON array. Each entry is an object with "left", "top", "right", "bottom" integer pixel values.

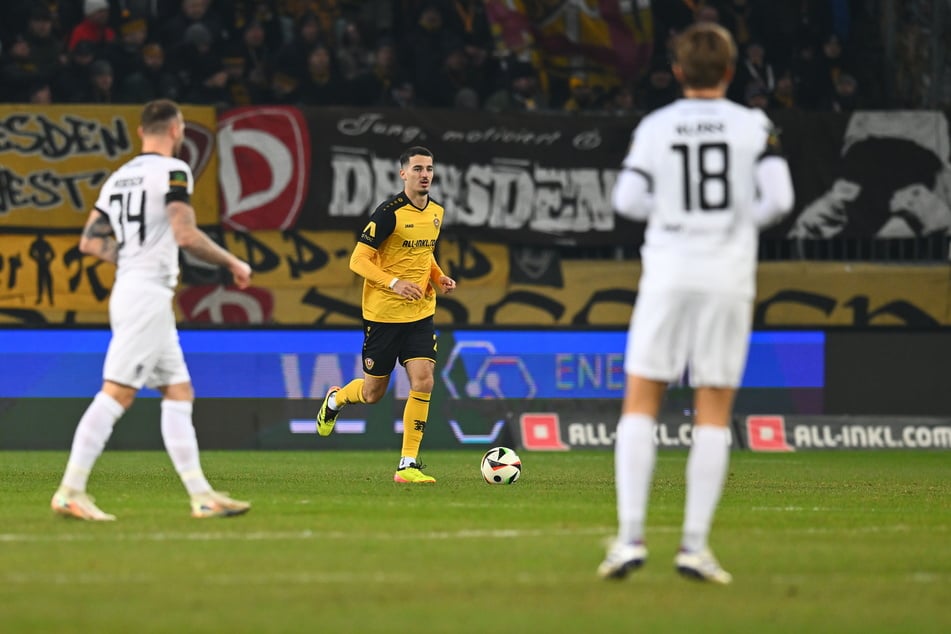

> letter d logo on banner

[{"left": 218, "top": 107, "right": 311, "bottom": 231}]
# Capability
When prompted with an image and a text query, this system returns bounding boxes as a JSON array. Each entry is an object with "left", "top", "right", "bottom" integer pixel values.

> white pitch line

[
  {"left": 0, "top": 522, "right": 945, "bottom": 544},
  {"left": 0, "top": 526, "right": 616, "bottom": 543}
]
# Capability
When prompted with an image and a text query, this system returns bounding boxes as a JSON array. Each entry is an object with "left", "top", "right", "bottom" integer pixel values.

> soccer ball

[{"left": 480, "top": 446, "right": 521, "bottom": 484}]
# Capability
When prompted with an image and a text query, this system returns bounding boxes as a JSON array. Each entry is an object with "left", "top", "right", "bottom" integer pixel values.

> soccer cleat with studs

[
  {"left": 393, "top": 461, "right": 436, "bottom": 484},
  {"left": 50, "top": 487, "right": 116, "bottom": 521},
  {"left": 675, "top": 547, "right": 733, "bottom": 584},
  {"left": 190, "top": 491, "right": 251, "bottom": 518},
  {"left": 598, "top": 540, "right": 648, "bottom": 579},
  {"left": 316, "top": 385, "right": 341, "bottom": 436}
]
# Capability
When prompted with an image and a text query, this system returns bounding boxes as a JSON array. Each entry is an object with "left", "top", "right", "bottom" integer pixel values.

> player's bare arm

[
  {"left": 79, "top": 209, "right": 119, "bottom": 264},
  {"left": 168, "top": 201, "right": 252, "bottom": 288}
]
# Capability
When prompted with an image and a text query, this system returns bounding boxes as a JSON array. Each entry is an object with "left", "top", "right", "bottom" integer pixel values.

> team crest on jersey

[
  {"left": 365, "top": 358, "right": 375, "bottom": 370},
  {"left": 433, "top": 217, "right": 440, "bottom": 227}
]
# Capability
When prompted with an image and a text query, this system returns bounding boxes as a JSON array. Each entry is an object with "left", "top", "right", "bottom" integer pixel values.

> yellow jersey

[{"left": 353, "top": 193, "right": 445, "bottom": 323}]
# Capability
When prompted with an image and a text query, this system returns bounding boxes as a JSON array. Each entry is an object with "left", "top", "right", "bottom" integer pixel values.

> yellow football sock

[
  {"left": 400, "top": 390, "right": 431, "bottom": 458},
  {"left": 336, "top": 379, "right": 366, "bottom": 407}
]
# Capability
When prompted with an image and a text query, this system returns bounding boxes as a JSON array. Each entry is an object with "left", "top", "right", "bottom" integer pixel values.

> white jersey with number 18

[
  {"left": 618, "top": 98, "right": 790, "bottom": 298},
  {"left": 93, "top": 153, "right": 194, "bottom": 289}
]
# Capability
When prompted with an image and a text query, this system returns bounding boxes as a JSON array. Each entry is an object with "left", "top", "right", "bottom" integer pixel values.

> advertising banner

[
  {"left": 742, "top": 415, "right": 951, "bottom": 451},
  {"left": 300, "top": 107, "right": 640, "bottom": 245},
  {"left": 0, "top": 105, "right": 218, "bottom": 228},
  {"left": 768, "top": 110, "right": 951, "bottom": 240}
]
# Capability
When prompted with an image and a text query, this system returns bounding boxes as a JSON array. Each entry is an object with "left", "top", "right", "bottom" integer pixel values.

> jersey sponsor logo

[
  {"left": 433, "top": 217, "right": 440, "bottom": 227},
  {"left": 404, "top": 224, "right": 414, "bottom": 228},
  {"left": 218, "top": 107, "right": 311, "bottom": 231},
  {"left": 168, "top": 170, "right": 188, "bottom": 189},
  {"left": 402, "top": 239, "right": 437, "bottom": 248}
]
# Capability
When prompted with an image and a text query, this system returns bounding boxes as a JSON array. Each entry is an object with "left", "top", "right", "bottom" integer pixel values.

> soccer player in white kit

[
  {"left": 597, "top": 23, "right": 794, "bottom": 583},
  {"left": 51, "top": 99, "right": 254, "bottom": 520}
]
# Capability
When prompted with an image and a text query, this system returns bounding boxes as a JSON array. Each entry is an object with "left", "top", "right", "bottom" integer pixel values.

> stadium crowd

[{"left": 0, "top": 0, "right": 882, "bottom": 113}]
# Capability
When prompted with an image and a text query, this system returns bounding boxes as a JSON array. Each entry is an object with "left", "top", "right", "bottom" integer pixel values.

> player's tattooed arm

[{"left": 79, "top": 210, "right": 119, "bottom": 264}]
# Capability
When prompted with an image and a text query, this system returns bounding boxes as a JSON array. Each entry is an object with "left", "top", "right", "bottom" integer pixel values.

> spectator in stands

[
  {"left": 729, "top": 41, "right": 774, "bottom": 103},
  {"left": 349, "top": 37, "right": 408, "bottom": 106},
  {"left": 69, "top": 0, "right": 116, "bottom": 54},
  {"left": 105, "top": 14, "right": 150, "bottom": 87},
  {"left": 387, "top": 77, "right": 423, "bottom": 108},
  {"left": 602, "top": 83, "right": 638, "bottom": 116},
  {"left": 221, "top": 0, "right": 284, "bottom": 51},
  {"left": 826, "top": 72, "right": 860, "bottom": 112},
  {"left": 172, "top": 22, "right": 228, "bottom": 105},
  {"left": 76, "top": 58, "right": 116, "bottom": 102},
  {"left": 816, "top": 32, "right": 854, "bottom": 102},
  {"left": 789, "top": 38, "right": 825, "bottom": 108},
  {"left": 27, "top": 78, "right": 54, "bottom": 103},
  {"left": 484, "top": 60, "right": 549, "bottom": 112},
  {"left": 161, "top": 0, "right": 226, "bottom": 51},
  {"left": 119, "top": 41, "right": 181, "bottom": 102},
  {"left": 53, "top": 39, "right": 97, "bottom": 101},
  {"left": 334, "top": 18, "right": 372, "bottom": 81},
  {"left": 562, "top": 72, "right": 601, "bottom": 113},
  {"left": 742, "top": 80, "right": 770, "bottom": 110},
  {"left": 769, "top": 70, "right": 797, "bottom": 109},
  {"left": 420, "top": 39, "right": 486, "bottom": 108},
  {"left": 636, "top": 57, "right": 679, "bottom": 112},
  {"left": 403, "top": 3, "right": 458, "bottom": 97},
  {"left": 0, "top": 35, "right": 43, "bottom": 102},
  {"left": 225, "top": 19, "right": 275, "bottom": 103},
  {"left": 272, "top": 11, "right": 321, "bottom": 93},
  {"left": 296, "top": 42, "right": 350, "bottom": 105},
  {"left": 22, "top": 4, "right": 64, "bottom": 81},
  {"left": 282, "top": 0, "right": 342, "bottom": 46}
]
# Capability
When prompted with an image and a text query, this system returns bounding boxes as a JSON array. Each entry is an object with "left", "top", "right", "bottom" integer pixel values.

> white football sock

[
  {"left": 328, "top": 392, "right": 340, "bottom": 410},
  {"left": 614, "top": 413, "right": 657, "bottom": 544},
  {"left": 61, "top": 391, "right": 125, "bottom": 491},
  {"left": 682, "top": 425, "right": 731, "bottom": 552},
  {"left": 398, "top": 456, "right": 417, "bottom": 469},
  {"left": 161, "top": 400, "right": 211, "bottom": 495}
]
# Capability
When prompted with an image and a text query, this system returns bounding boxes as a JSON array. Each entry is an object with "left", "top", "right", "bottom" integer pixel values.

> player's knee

[
  {"left": 410, "top": 376, "right": 434, "bottom": 393},
  {"left": 363, "top": 383, "right": 387, "bottom": 403}
]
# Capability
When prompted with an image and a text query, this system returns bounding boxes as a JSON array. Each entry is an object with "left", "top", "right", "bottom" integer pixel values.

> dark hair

[
  {"left": 140, "top": 99, "right": 181, "bottom": 134},
  {"left": 399, "top": 146, "right": 433, "bottom": 167}
]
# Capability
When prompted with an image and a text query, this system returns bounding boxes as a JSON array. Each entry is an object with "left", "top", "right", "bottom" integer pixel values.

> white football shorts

[
  {"left": 624, "top": 289, "right": 752, "bottom": 388},
  {"left": 102, "top": 281, "right": 190, "bottom": 389}
]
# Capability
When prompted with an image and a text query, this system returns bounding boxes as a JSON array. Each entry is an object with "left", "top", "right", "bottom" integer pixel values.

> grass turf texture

[{"left": 0, "top": 450, "right": 948, "bottom": 634}]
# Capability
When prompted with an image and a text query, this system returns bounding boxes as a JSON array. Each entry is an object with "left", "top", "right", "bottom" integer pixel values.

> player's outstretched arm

[
  {"left": 79, "top": 209, "right": 119, "bottom": 264},
  {"left": 168, "top": 201, "right": 251, "bottom": 288}
]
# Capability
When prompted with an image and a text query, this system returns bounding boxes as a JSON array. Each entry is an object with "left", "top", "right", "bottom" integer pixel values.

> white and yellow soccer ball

[{"left": 480, "top": 446, "right": 522, "bottom": 484}]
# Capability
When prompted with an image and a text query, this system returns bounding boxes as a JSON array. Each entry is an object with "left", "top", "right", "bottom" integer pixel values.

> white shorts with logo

[
  {"left": 102, "top": 281, "right": 190, "bottom": 390},
  {"left": 624, "top": 289, "right": 752, "bottom": 388}
]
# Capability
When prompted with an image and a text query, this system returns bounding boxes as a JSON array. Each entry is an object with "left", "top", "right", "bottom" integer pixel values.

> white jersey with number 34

[
  {"left": 617, "top": 98, "right": 792, "bottom": 298},
  {"left": 94, "top": 153, "right": 194, "bottom": 289}
]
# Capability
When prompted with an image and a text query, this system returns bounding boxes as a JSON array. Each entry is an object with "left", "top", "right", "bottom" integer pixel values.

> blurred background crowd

[{"left": 0, "top": 0, "right": 945, "bottom": 113}]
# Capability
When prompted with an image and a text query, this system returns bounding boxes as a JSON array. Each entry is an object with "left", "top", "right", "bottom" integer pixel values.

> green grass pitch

[{"left": 1, "top": 450, "right": 948, "bottom": 634}]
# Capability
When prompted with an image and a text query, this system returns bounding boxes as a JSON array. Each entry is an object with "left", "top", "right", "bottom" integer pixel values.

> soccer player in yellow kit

[{"left": 316, "top": 146, "right": 456, "bottom": 483}]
